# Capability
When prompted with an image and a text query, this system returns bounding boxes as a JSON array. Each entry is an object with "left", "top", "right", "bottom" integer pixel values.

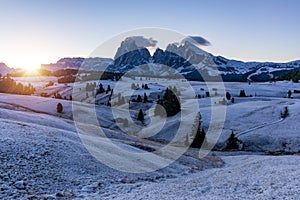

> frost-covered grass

[
  {"left": 99, "top": 154, "right": 300, "bottom": 200},
  {"left": 0, "top": 94, "right": 222, "bottom": 199},
  {"left": 0, "top": 80, "right": 300, "bottom": 198}
]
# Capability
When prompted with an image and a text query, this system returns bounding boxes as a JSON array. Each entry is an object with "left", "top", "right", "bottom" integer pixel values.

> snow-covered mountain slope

[
  {"left": 213, "top": 56, "right": 300, "bottom": 81},
  {"left": 190, "top": 81, "right": 300, "bottom": 153},
  {"left": 0, "top": 62, "right": 14, "bottom": 75},
  {"left": 41, "top": 57, "right": 113, "bottom": 72}
]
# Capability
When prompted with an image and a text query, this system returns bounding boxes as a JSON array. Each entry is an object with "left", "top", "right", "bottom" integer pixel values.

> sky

[{"left": 0, "top": 0, "right": 300, "bottom": 69}]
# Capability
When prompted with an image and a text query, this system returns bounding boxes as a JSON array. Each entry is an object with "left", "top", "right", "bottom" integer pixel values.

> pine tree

[
  {"left": 96, "top": 83, "right": 105, "bottom": 95},
  {"left": 106, "top": 85, "right": 111, "bottom": 94},
  {"left": 190, "top": 113, "right": 205, "bottom": 148},
  {"left": 231, "top": 97, "right": 235, "bottom": 103},
  {"left": 239, "top": 90, "right": 246, "bottom": 97},
  {"left": 225, "top": 131, "right": 239, "bottom": 150},
  {"left": 144, "top": 84, "right": 149, "bottom": 89},
  {"left": 287, "top": 90, "right": 292, "bottom": 98},
  {"left": 226, "top": 92, "right": 231, "bottom": 100},
  {"left": 143, "top": 93, "right": 148, "bottom": 103},
  {"left": 137, "top": 109, "right": 144, "bottom": 121},
  {"left": 281, "top": 106, "right": 289, "bottom": 118},
  {"left": 191, "top": 128, "right": 206, "bottom": 148},
  {"left": 161, "top": 87, "right": 181, "bottom": 116},
  {"left": 136, "top": 95, "right": 142, "bottom": 102},
  {"left": 56, "top": 103, "right": 63, "bottom": 113}
]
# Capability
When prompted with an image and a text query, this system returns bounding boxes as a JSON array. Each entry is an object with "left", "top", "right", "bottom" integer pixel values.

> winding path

[{"left": 235, "top": 118, "right": 285, "bottom": 138}]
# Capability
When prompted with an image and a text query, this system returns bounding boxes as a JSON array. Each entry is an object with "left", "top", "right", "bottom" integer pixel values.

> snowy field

[
  {"left": 97, "top": 154, "right": 300, "bottom": 200},
  {"left": 0, "top": 94, "right": 222, "bottom": 199},
  {"left": 0, "top": 80, "right": 300, "bottom": 199}
]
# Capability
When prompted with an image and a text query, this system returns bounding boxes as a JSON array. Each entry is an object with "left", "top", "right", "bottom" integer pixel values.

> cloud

[
  {"left": 181, "top": 36, "right": 211, "bottom": 46},
  {"left": 125, "top": 36, "right": 158, "bottom": 48}
]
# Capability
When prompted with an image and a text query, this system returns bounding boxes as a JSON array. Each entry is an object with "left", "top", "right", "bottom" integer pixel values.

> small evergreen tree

[
  {"left": 144, "top": 84, "right": 149, "bottom": 89},
  {"left": 137, "top": 109, "right": 144, "bottom": 121},
  {"left": 136, "top": 95, "right": 142, "bottom": 102},
  {"left": 143, "top": 93, "right": 148, "bottom": 103},
  {"left": 231, "top": 97, "right": 235, "bottom": 103},
  {"left": 287, "top": 90, "right": 292, "bottom": 98},
  {"left": 281, "top": 106, "right": 289, "bottom": 118},
  {"left": 206, "top": 91, "right": 210, "bottom": 97},
  {"left": 239, "top": 90, "right": 246, "bottom": 97},
  {"left": 191, "top": 128, "right": 206, "bottom": 148},
  {"left": 106, "top": 85, "right": 111, "bottom": 94},
  {"left": 57, "top": 103, "right": 63, "bottom": 113},
  {"left": 225, "top": 131, "right": 239, "bottom": 150},
  {"left": 226, "top": 92, "right": 231, "bottom": 100},
  {"left": 99, "top": 83, "right": 105, "bottom": 93}
]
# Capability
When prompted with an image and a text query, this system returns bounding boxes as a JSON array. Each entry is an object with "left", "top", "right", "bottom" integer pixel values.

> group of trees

[
  {"left": 132, "top": 93, "right": 149, "bottom": 103},
  {"left": 131, "top": 83, "right": 150, "bottom": 90},
  {"left": 86, "top": 82, "right": 97, "bottom": 91},
  {"left": 0, "top": 75, "right": 35, "bottom": 95},
  {"left": 277, "top": 69, "right": 300, "bottom": 83},
  {"left": 96, "top": 83, "right": 111, "bottom": 95},
  {"left": 58, "top": 75, "right": 76, "bottom": 84},
  {"left": 155, "top": 87, "right": 181, "bottom": 117}
]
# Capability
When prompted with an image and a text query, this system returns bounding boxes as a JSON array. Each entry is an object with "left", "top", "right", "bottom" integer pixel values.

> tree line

[{"left": 0, "top": 75, "right": 35, "bottom": 95}]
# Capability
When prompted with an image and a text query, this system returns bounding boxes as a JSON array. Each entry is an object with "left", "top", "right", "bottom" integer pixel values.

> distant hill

[
  {"left": 0, "top": 63, "right": 14, "bottom": 76},
  {"left": 41, "top": 57, "right": 113, "bottom": 72}
]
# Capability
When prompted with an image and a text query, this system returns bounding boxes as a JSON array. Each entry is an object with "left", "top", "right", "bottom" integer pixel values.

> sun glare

[{"left": 5, "top": 55, "right": 42, "bottom": 73}]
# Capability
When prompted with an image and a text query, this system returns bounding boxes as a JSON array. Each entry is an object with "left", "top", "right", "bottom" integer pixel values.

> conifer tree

[
  {"left": 225, "top": 131, "right": 239, "bottom": 150},
  {"left": 137, "top": 109, "right": 144, "bottom": 121},
  {"left": 57, "top": 103, "right": 63, "bottom": 113}
]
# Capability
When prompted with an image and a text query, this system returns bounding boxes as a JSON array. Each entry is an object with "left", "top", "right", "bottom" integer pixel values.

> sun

[
  {"left": 19, "top": 59, "right": 41, "bottom": 72},
  {"left": 6, "top": 56, "right": 41, "bottom": 75}
]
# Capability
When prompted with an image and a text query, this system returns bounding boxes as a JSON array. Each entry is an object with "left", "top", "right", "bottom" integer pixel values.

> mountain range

[{"left": 3, "top": 38, "right": 300, "bottom": 82}]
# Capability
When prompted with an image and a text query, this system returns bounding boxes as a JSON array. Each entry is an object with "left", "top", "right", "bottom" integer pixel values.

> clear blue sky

[{"left": 0, "top": 0, "right": 299, "bottom": 69}]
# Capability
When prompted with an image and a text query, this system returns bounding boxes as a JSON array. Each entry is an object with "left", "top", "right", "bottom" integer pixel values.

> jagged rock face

[
  {"left": 153, "top": 48, "right": 190, "bottom": 69},
  {"left": 112, "top": 38, "right": 151, "bottom": 72}
]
